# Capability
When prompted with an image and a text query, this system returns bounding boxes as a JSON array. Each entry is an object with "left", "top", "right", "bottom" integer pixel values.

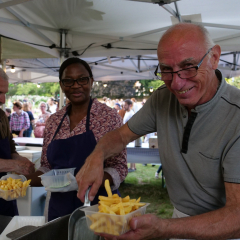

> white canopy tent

[{"left": 0, "top": 0, "right": 240, "bottom": 84}]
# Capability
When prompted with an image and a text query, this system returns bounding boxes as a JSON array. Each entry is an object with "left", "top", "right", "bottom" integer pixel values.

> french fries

[
  {"left": 87, "top": 179, "right": 146, "bottom": 236},
  {"left": 0, "top": 177, "right": 31, "bottom": 200}
]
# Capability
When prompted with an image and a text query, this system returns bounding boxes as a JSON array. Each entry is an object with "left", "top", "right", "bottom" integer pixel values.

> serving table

[
  {"left": 126, "top": 142, "right": 161, "bottom": 164},
  {"left": 13, "top": 137, "right": 43, "bottom": 146}
]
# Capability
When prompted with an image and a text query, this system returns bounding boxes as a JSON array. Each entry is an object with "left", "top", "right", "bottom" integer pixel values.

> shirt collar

[
  {"left": 56, "top": 98, "right": 101, "bottom": 117},
  {"left": 193, "top": 69, "right": 224, "bottom": 113}
]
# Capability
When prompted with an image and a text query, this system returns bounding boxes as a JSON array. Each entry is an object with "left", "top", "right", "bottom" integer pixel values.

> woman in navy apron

[{"left": 45, "top": 58, "right": 121, "bottom": 221}]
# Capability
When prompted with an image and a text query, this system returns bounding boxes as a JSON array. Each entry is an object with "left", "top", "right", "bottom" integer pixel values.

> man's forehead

[{"left": 159, "top": 57, "right": 197, "bottom": 67}]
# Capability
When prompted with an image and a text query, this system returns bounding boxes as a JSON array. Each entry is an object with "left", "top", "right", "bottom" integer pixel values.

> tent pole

[
  {"left": 59, "top": 30, "right": 67, "bottom": 110},
  {"left": 0, "top": 37, "right": 6, "bottom": 111},
  {"left": 59, "top": 56, "right": 64, "bottom": 110}
]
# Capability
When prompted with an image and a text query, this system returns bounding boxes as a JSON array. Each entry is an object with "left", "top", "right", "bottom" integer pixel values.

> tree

[
  {"left": 226, "top": 76, "right": 240, "bottom": 89},
  {"left": 6, "top": 82, "right": 60, "bottom": 98}
]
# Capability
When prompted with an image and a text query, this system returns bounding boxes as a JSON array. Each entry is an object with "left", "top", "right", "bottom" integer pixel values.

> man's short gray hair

[{"left": 0, "top": 68, "right": 9, "bottom": 81}]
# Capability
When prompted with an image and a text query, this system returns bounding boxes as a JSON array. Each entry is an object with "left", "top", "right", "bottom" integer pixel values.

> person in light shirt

[
  {"left": 123, "top": 99, "right": 136, "bottom": 172},
  {"left": 122, "top": 99, "right": 134, "bottom": 124}
]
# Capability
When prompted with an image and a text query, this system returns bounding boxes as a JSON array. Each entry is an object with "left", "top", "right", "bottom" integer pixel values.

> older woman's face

[
  {"left": 60, "top": 63, "right": 93, "bottom": 105},
  {"left": 40, "top": 104, "right": 46, "bottom": 113}
]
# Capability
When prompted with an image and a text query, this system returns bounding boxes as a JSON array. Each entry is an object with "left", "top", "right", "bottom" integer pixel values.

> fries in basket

[
  {"left": 84, "top": 179, "right": 149, "bottom": 236},
  {"left": 0, "top": 177, "right": 31, "bottom": 200}
]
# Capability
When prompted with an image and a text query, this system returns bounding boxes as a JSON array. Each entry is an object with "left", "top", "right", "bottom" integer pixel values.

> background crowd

[
  {"left": 5, "top": 97, "right": 58, "bottom": 138},
  {"left": 4, "top": 96, "right": 147, "bottom": 139}
]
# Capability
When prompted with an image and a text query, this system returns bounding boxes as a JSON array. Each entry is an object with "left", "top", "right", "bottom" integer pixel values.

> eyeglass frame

[
  {"left": 154, "top": 46, "right": 214, "bottom": 81},
  {"left": 60, "top": 76, "right": 92, "bottom": 87}
]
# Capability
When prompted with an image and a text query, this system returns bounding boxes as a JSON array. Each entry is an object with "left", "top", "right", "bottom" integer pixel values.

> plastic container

[
  {"left": 0, "top": 216, "right": 45, "bottom": 240},
  {"left": 81, "top": 203, "right": 150, "bottom": 236},
  {"left": 39, "top": 168, "right": 75, "bottom": 188},
  {"left": 0, "top": 185, "right": 29, "bottom": 201}
]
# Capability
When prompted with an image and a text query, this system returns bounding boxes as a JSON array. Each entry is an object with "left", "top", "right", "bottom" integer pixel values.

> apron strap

[
  {"left": 86, "top": 98, "right": 92, "bottom": 132},
  {"left": 51, "top": 98, "right": 93, "bottom": 142}
]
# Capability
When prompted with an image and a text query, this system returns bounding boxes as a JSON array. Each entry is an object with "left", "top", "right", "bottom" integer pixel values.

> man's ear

[{"left": 210, "top": 45, "right": 221, "bottom": 70}]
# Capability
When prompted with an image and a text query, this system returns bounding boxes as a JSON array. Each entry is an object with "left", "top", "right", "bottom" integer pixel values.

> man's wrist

[{"left": 92, "top": 147, "right": 105, "bottom": 163}]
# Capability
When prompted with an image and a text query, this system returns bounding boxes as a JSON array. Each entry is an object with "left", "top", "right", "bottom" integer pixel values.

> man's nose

[
  {"left": 0, "top": 94, "right": 6, "bottom": 104},
  {"left": 170, "top": 72, "right": 185, "bottom": 90}
]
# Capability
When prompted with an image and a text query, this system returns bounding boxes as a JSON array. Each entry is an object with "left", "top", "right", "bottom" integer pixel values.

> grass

[{"left": 119, "top": 163, "right": 174, "bottom": 219}]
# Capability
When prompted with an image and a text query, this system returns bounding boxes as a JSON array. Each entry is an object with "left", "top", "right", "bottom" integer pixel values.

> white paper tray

[{"left": 0, "top": 216, "right": 45, "bottom": 240}]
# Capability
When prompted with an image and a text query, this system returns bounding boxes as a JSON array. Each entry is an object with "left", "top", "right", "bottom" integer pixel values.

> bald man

[{"left": 76, "top": 23, "right": 240, "bottom": 240}]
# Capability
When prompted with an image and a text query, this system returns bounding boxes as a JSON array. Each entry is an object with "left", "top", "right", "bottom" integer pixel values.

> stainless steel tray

[
  {"left": 14, "top": 214, "right": 70, "bottom": 240},
  {"left": 68, "top": 208, "right": 103, "bottom": 240},
  {"left": 6, "top": 226, "right": 39, "bottom": 240}
]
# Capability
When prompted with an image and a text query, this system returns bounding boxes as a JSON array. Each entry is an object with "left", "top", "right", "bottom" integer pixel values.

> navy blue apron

[
  {"left": 0, "top": 134, "right": 18, "bottom": 216},
  {"left": 47, "top": 99, "right": 119, "bottom": 221}
]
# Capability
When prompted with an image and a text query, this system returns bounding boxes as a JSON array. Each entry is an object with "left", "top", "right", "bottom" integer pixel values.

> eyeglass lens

[
  {"left": 62, "top": 77, "right": 89, "bottom": 86},
  {"left": 157, "top": 68, "right": 197, "bottom": 81}
]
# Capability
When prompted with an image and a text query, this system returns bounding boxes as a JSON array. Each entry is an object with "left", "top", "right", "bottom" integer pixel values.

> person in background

[
  {"left": 5, "top": 108, "right": 11, "bottom": 122},
  {"left": 123, "top": 99, "right": 134, "bottom": 125},
  {"left": 117, "top": 103, "right": 125, "bottom": 119},
  {"left": 28, "top": 100, "right": 34, "bottom": 113},
  {"left": 34, "top": 102, "right": 51, "bottom": 138},
  {"left": 22, "top": 103, "right": 35, "bottom": 137},
  {"left": 0, "top": 68, "right": 35, "bottom": 216},
  {"left": 47, "top": 98, "right": 57, "bottom": 114},
  {"left": 155, "top": 164, "right": 163, "bottom": 179},
  {"left": 114, "top": 103, "right": 121, "bottom": 112},
  {"left": 123, "top": 99, "right": 136, "bottom": 172},
  {"left": 26, "top": 57, "right": 127, "bottom": 221},
  {"left": 102, "top": 96, "right": 107, "bottom": 105},
  {"left": 9, "top": 101, "right": 30, "bottom": 137},
  {"left": 130, "top": 98, "right": 140, "bottom": 113},
  {"left": 55, "top": 99, "right": 60, "bottom": 112},
  {"left": 77, "top": 23, "right": 240, "bottom": 240}
]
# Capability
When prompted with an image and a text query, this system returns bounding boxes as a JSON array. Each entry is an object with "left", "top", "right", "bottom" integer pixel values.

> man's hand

[
  {"left": 76, "top": 151, "right": 104, "bottom": 203},
  {"left": 98, "top": 214, "right": 164, "bottom": 240},
  {"left": 11, "top": 154, "right": 35, "bottom": 175}
]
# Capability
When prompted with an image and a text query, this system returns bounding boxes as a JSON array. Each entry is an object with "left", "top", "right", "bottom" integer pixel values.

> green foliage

[
  {"left": 119, "top": 164, "right": 173, "bottom": 219},
  {"left": 6, "top": 82, "right": 60, "bottom": 98},
  {"left": 226, "top": 76, "right": 240, "bottom": 89}
]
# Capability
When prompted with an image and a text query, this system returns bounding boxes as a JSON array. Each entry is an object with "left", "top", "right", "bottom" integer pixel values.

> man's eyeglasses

[
  {"left": 61, "top": 76, "right": 91, "bottom": 87},
  {"left": 154, "top": 47, "right": 214, "bottom": 81}
]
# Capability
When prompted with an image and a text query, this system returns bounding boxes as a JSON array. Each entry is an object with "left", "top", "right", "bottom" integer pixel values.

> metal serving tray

[
  {"left": 12, "top": 215, "right": 70, "bottom": 240},
  {"left": 68, "top": 208, "right": 103, "bottom": 240}
]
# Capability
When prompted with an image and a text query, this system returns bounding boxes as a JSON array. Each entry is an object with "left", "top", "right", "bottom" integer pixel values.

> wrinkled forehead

[
  {"left": 158, "top": 27, "right": 206, "bottom": 61},
  {"left": 158, "top": 40, "right": 206, "bottom": 67}
]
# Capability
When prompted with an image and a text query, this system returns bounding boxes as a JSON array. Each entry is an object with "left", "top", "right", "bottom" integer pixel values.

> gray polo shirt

[{"left": 128, "top": 70, "right": 240, "bottom": 216}]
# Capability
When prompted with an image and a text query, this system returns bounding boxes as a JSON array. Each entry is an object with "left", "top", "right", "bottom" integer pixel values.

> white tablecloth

[{"left": 13, "top": 137, "right": 43, "bottom": 145}]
